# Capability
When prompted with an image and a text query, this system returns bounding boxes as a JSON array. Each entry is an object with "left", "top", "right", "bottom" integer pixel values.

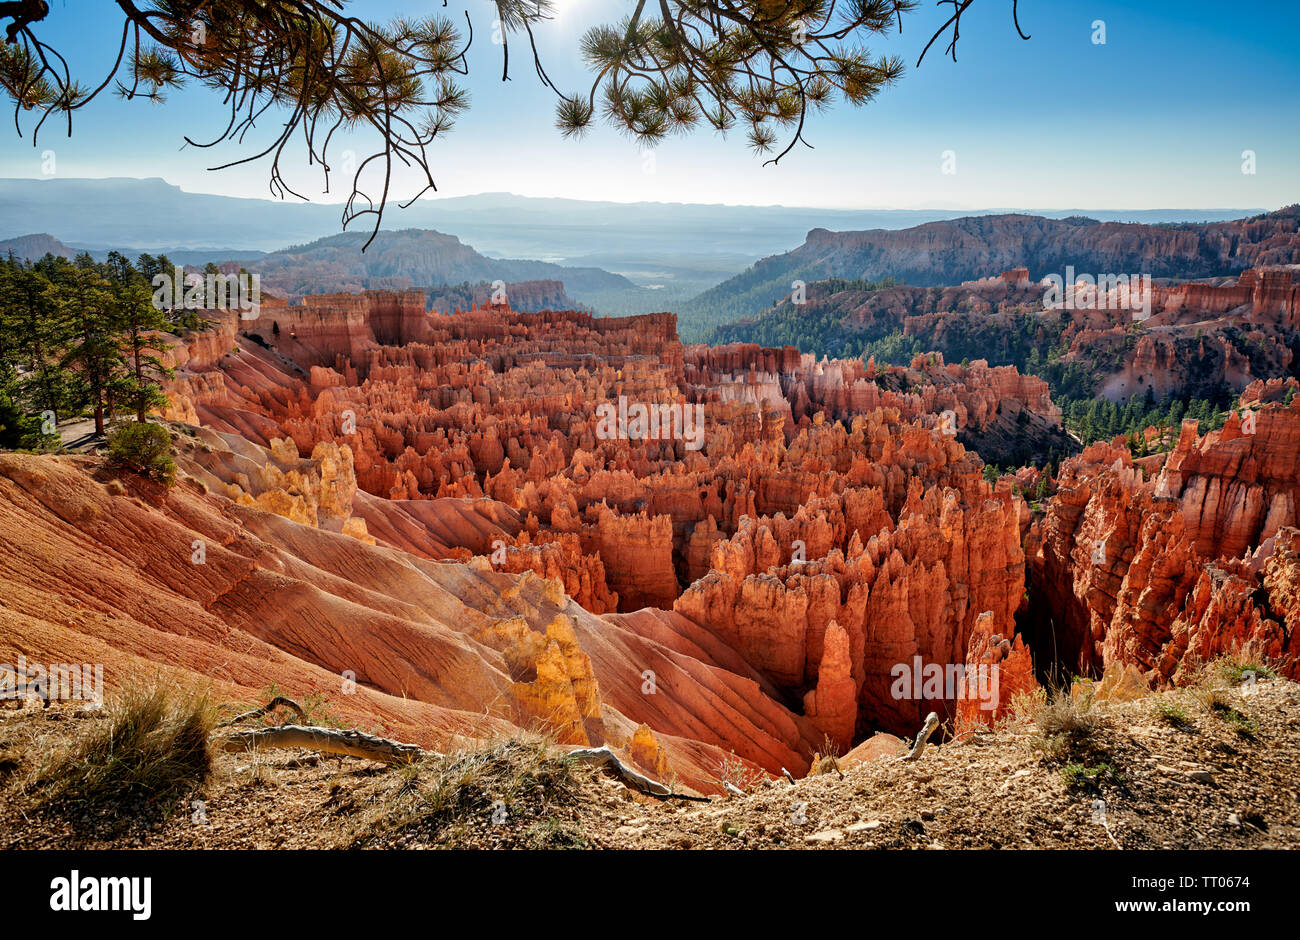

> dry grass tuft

[
  {"left": 340, "top": 736, "right": 592, "bottom": 848},
  {"left": 22, "top": 677, "right": 217, "bottom": 830},
  {"left": 1028, "top": 682, "right": 1102, "bottom": 763}
]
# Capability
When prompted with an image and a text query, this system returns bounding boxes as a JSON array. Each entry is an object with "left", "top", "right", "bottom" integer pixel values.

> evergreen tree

[
  {"left": 0, "top": 258, "right": 78, "bottom": 422},
  {"left": 105, "top": 253, "right": 173, "bottom": 423},
  {"left": 59, "top": 254, "right": 123, "bottom": 435}
]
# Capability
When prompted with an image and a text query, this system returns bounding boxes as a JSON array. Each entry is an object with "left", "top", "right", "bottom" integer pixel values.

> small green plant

[
  {"left": 107, "top": 420, "right": 176, "bottom": 485},
  {"left": 1211, "top": 702, "right": 1258, "bottom": 738},
  {"left": 1061, "top": 761, "right": 1124, "bottom": 790},
  {"left": 522, "top": 815, "right": 589, "bottom": 849},
  {"left": 1156, "top": 701, "right": 1192, "bottom": 728}
]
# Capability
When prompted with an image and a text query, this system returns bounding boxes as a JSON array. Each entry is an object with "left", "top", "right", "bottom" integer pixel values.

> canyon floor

[{"left": 3, "top": 672, "right": 1295, "bottom": 850}]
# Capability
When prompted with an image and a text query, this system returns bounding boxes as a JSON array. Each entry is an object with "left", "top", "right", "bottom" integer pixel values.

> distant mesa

[
  {"left": 711, "top": 262, "right": 1300, "bottom": 411},
  {"left": 684, "top": 206, "right": 1300, "bottom": 336},
  {"left": 0, "top": 232, "right": 75, "bottom": 261},
  {"left": 216, "top": 229, "right": 639, "bottom": 310}
]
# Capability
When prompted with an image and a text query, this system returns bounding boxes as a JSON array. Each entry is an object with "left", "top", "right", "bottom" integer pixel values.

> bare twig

[{"left": 218, "top": 695, "right": 309, "bottom": 728}]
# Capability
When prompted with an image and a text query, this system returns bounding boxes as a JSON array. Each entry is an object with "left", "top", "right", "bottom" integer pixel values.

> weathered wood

[
  {"left": 218, "top": 725, "right": 429, "bottom": 763},
  {"left": 215, "top": 719, "right": 710, "bottom": 801},
  {"left": 219, "top": 695, "right": 309, "bottom": 728},
  {"left": 567, "top": 745, "right": 709, "bottom": 802},
  {"left": 898, "top": 711, "right": 940, "bottom": 761}
]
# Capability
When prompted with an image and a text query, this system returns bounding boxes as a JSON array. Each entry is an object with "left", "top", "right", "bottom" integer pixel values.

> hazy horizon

[{"left": 0, "top": 175, "right": 1283, "bottom": 216}]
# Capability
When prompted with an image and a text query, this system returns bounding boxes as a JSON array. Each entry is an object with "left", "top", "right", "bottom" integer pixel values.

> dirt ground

[{"left": 2, "top": 675, "right": 1297, "bottom": 850}]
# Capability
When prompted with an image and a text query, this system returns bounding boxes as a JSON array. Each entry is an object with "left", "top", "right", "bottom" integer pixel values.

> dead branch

[
  {"left": 567, "top": 745, "right": 709, "bottom": 802},
  {"left": 219, "top": 695, "right": 308, "bottom": 728},
  {"left": 898, "top": 711, "right": 940, "bottom": 761},
  {"left": 215, "top": 719, "right": 709, "bottom": 800},
  {"left": 218, "top": 725, "right": 430, "bottom": 763},
  {"left": 0, "top": 667, "right": 49, "bottom": 708}
]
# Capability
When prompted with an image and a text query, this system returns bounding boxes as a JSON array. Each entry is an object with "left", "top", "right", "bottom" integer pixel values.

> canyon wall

[{"left": 1030, "top": 397, "right": 1300, "bottom": 682}]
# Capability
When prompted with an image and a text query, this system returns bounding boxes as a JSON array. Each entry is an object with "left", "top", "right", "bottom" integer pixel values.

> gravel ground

[{"left": 2, "top": 676, "right": 1296, "bottom": 850}]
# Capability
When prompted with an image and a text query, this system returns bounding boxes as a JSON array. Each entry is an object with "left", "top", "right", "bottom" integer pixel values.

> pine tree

[
  {"left": 105, "top": 253, "right": 173, "bottom": 423},
  {"left": 59, "top": 254, "right": 124, "bottom": 436},
  {"left": 0, "top": 258, "right": 77, "bottom": 422}
]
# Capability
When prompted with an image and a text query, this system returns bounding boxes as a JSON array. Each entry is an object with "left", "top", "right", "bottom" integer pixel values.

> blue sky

[{"left": 2, "top": 0, "right": 1297, "bottom": 210}]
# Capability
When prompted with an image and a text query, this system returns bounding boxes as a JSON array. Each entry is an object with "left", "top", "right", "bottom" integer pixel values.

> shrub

[
  {"left": 1215, "top": 660, "right": 1276, "bottom": 685},
  {"left": 341, "top": 737, "right": 591, "bottom": 848},
  {"left": 25, "top": 678, "right": 217, "bottom": 822},
  {"left": 1155, "top": 701, "right": 1192, "bottom": 728},
  {"left": 107, "top": 420, "right": 176, "bottom": 485},
  {"left": 1030, "top": 683, "right": 1101, "bottom": 762},
  {"left": 719, "top": 749, "right": 774, "bottom": 790}
]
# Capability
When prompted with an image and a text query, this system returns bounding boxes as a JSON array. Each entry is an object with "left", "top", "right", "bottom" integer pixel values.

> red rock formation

[
  {"left": 671, "top": 410, "right": 1031, "bottom": 738},
  {"left": 16, "top": 266, "right": 1296, "bottom": 791},
  {"left": 802, "top": 621, "right": 857, "bottom": 750},
  {"left": 153, "top": 297, "right": 1067, "bottom": 745},
  {"left": 1029, "top": 396, "right": 1300, "bottom": 683},
  {"left": 955, "top": 610, "right": 1039, "bottom": 728},
  {"left": 492, "top": 531, "right": 619, "bottom": 614},
  {"left": 0, "top": 450, "right": 828, "bottom": 791}
]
